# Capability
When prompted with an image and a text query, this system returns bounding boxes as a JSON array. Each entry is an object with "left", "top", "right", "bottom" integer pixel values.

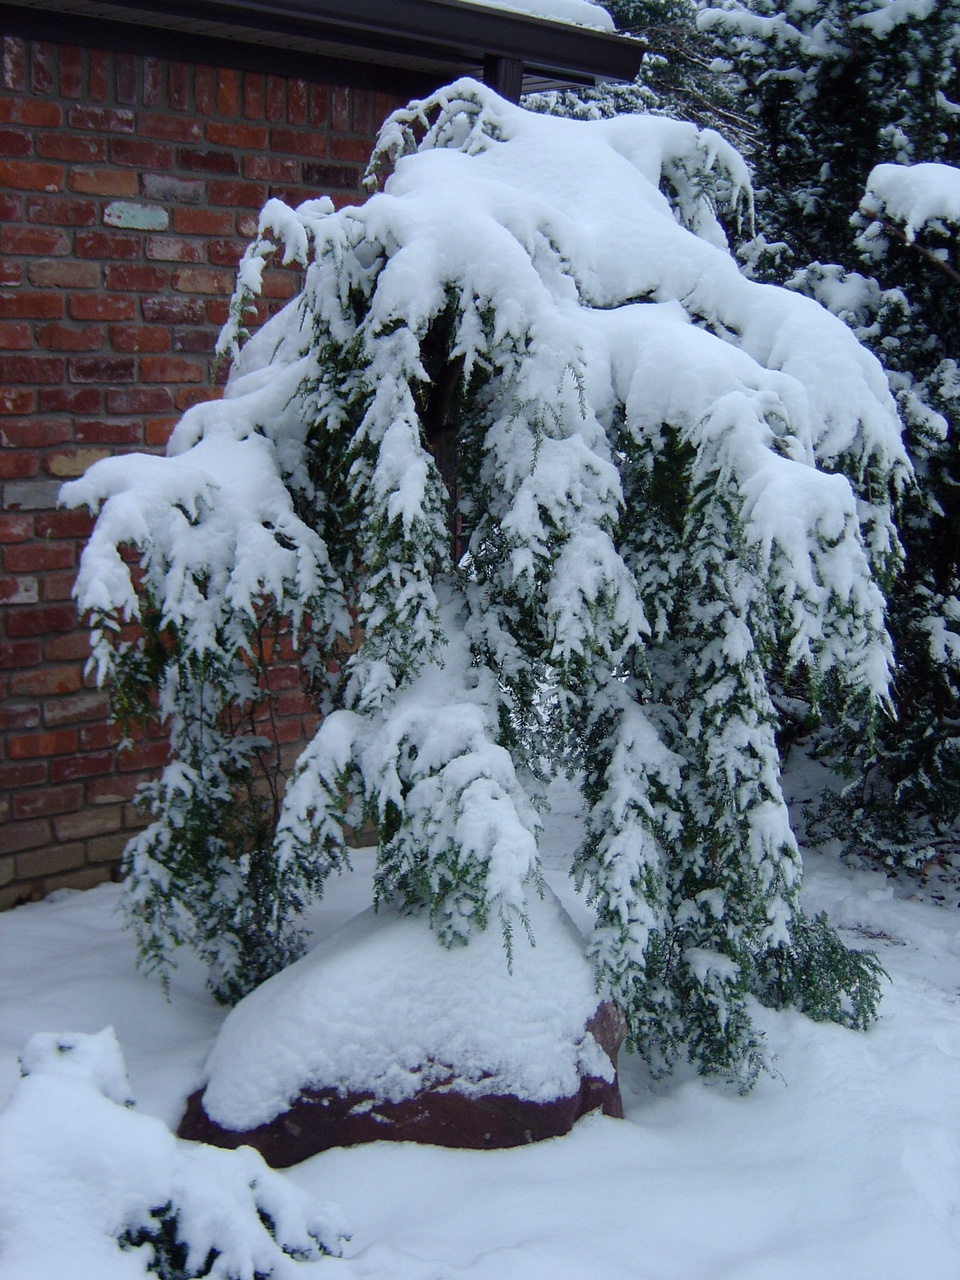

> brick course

[{"left": 0, "top": 34, "right": 399, "bottom": 908}]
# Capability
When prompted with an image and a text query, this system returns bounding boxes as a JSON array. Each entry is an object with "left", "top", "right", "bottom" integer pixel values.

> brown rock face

[{"left": 178, "top": 1000, "right": 626, "bottom": 1168}]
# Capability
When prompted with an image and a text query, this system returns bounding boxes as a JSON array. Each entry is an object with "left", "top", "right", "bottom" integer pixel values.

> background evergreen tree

[{"left": 699, "top": 0, "right": 960, "bottom": 869}]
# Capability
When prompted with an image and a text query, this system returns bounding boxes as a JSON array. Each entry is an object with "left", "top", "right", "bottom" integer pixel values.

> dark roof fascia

[
  {"left": 0, "top": 3, "right": 445, "bottom": 96},
  {"left": 0, "top": 0, "right": 643, "bottom": 93}
]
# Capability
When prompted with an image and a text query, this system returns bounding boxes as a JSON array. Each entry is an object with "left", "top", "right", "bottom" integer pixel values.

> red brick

[
  {"left": 50, "top": 750, "right": 113, "bottom": 782},
  {"left": 8, "top": 728, "right": 77, "bottom": 759},
  {"left": 70, "top": 167, "right": 139, "bottom": 197},
  {"left": 1, "top": 226, "right": 69, "bottom": 256},
  {"left": 37, "top": 134, "right": 106, "bottom": 163},
  {"left": 266, "top": 76, "right": 286, "bottom": 123},
  {"left": 353, "top": 89, "right": 374, "bottom": 134},
  {"left": 145, "top": 234, "right": 204, "bottom": 263},
  {"left": 107, "top": 385, "right": 173, "bottom": 412},
  {"left": 262, "top": 271, "right": 298, "bottom": 299},
  {"left": 288, "top": 79, "right": 307, "bottom": 125},
  {"left": 69, "top": 353, "right": 136, "bottom": 383},
  {"left": 68, "top": 104, "right": 136, "bottom": 133},
  {"left": 0, "top": 128, "right": 31, "bottom": 157},
  {"left": 169, "top": 61, "right": 190, "bottom": 111},
  {"left": 89, "top": 49, "right": 109, "bottom": 101},
  {"left": 111, "top": 138, "right": 173, "bottom": 168},
  {"left": 0, "top": 638, "right": 42, "bottom": 667},
  {"left": 206, "top": 121, "right": 267, "bottom": 150},
  {"left": 4, "top": 542, "right": 74, "bottom": 572},
  {"left": 80, "top": 722, "right": 122, "bottom": 751},
  {"left": 205, "top": 299, "right": 230, "bottom": 325},
  {"left": 40, "top": 569, "right": 79, "bottom": 601},
  {"left": 140, "top": 354, "right": 203, "bottom": 383},
  {"left": 141, "top": 296, "right": 206, "bottom": 324},
  {"left": 75, "top": 230, "right": 140, "bottom": 260},
  {"left": 195, "top": 65, "right": 216, "bottom": 114},
  {"left": 0, "top": 97, "right": 60, "bottom": 127},
  {"left": 29, "top": 260, "right": 100, "bottom": 289},
  {"left": 0, "top": 353, "right": 63, "bottom": 383},
  {"left": 244, "top": 155, "right": 300, "bottom": 182},
  {"left": 0, "top": 159, "right": 63, "bottom": 192},
  {"left": 6, "top": 602, "right": 78, "bottom": 636},
  {"left": 207, "top": 238, "right": 244, "bottom": 267},
  {"left": 0, "top": 513, "right": 32, "bottom": 542},
  {"left": 141, "top": 112, "right": 203, "bottom": 143},
  {"left": 0, "top": 760, "right": 47, "bottom": 788},
  {"left": 331, "top": 136, "right": 373, "bottom": 164},
  {"left": 175, "top": 386, "right": 220, "bottom": 411},
  {"left": 331, "top": 86, "right": 350, "bottom": 131},
  {"left": 54, "top": 808, "right": 122, "bottom": 841},
  {"left": 1, "top": 415, "right": 72, "bottom": 446},
  {"left": 116, "top": 53, "right": 136, "bottom": 104},
  {"left": 302, "top": 162, "right": 361, "bottom": 190},
  {"left": 39, "top": 386, "right": 101, "bottom": 413},
  {"left": 120, "top": 738, "right": 171, "bottom": 771},
  {"left": 375, "top": 93, "right": 396, "bottom": 127},
  {"left": 0, "top": 388, "right": 35, "bottom": 413},
  {"left": 27, "top": 195, "right": 97, "bottom": 227},
  {"left": 76, "top": 418, "right": 143, "bottom": 445},
  {"left": 310, "top": 85, "right": 330, "bottom": 128},
  {"left": 0, "top": 571, "right": 37, "bottom": 600},
  {"left": 242, "top": 72, "right": 264, "bottom": 118},
  {"left": 10, "top": 664, "right": 82, "bottom": 696},
  {"left": 217, "top": 68, "right": 239, "bottom": 116},
  {"left": 0, "top": 291, "right": 61, "bottom": 320},
  {"left": 108, "top": 324, "right": 169, "bottom": 353},
  {"left": 0, "top": 818, "right": 51, "bottom": 856},
  {"left": 0, "top": 701, "right": 41, "bottom": 729},
  {"left": 86, "top": 773, "right": 143, "bottom": 804},
  {"left": 60, "top": 45, "right": 83, "bottom": 98},
  {"left": 172, "top": 327, "right": 215, "bottom": 353},
  {"left": 43, "top": 690, "right": 110, "bottom": 726},
  {"left": 35, "top": 509, "right": 94, "bottom": 539},
  {"left": 172, "top": 266, "right": 233, "bottom": 294},
  {"left": 37, "top": 323, "right": 102, "bottom": 352},
  {"left": 31, "top": 43, "right": 55, "bottom": 95},
  {"left": 0, "top": 186, "right": 22, "bottom": 213},
  {"left": 70, "top": 294, "right": 135, "bottom": 321},
  {"left": 0, "top": 263, "right": 22, "bottom": 286},
  {"left": 0, "top": 452, "right": 38, "bottom": 479},
  {"left": 44, "top": 633, "right": 95, "bottom": 663},
  {"left": 173, "top": 206, "right": 234, "bottom": 235},
  {"left": 144, "top": 57, "right": 163, "bottom": 107},
  {"left": 2, "top": 38, "right": 27, "bottom": 92},
  {"left": 105, "top": 263, "right": 169, "bottom": 292},
  {"left": 178, "top": 147, "right": 239, "bottom": 175},
  {"left": 271, "top": 127, "right": 328, "bottom": 158},
  {"left": 207, "top": 178, "right": 267, "bottom": 208},
  {"left": 14, "top": 783, "right": 84, "bottom": 820},
  {"left": 0, "top": 322, "right": 30, "bottom": 350},
  {"left": 145, "top": 416, "right": 177, "bottom": 446}
]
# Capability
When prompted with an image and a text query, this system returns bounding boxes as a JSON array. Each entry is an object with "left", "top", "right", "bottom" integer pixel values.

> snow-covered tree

[
  {"left": 699, "top": 0, "right": 960, "bottom": 868},
  {"left": 65, "top": 81, "right": 899, "bottom": 1087}
]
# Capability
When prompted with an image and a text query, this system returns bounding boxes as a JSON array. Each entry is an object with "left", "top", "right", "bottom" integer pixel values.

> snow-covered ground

[{"left": 2, "top": 767, "right": 960, "bottom": 1278}]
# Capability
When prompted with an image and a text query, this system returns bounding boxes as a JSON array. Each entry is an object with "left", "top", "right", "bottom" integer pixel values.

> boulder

[{"left": 179, "top": 890, "right": 625, "bottom": 1167}]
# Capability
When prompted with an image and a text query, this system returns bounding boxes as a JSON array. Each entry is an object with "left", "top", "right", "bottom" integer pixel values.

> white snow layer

[
  {"left": 201, "top": 887, "right": 612, "bottom": 1131},
  {"left": 861, "top": 160, "right": 960, "bottom": 241},
  {"left": 3, "top": 785, "right": 960, "bottom": 1278},
  {"left": 456, "top": 0, "right": 614, "bottom": 31},
  {"left": 0, "top": 1028, "right": 346, "bottom": 1280}
]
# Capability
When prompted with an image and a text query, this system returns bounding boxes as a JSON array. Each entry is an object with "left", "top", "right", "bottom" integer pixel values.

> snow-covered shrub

[
  {"left": 65, "top": 80, "right": 903, "bottom": 1087},
  {"left": 0, "top": 1029, "right": 346, "bottom": 1280}
]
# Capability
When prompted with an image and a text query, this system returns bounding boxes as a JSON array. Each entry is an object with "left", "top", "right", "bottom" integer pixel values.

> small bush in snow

[
  {"left": 0, "top": 1029, "right": 346, "bottom": 1280},
  {"left": 65, "top": 81, "right": 901, "bottom": 1088}
]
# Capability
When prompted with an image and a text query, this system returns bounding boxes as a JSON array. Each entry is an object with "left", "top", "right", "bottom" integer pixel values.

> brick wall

[{"left": 0, "top": 34, "right": 400, "bottom": 908}]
